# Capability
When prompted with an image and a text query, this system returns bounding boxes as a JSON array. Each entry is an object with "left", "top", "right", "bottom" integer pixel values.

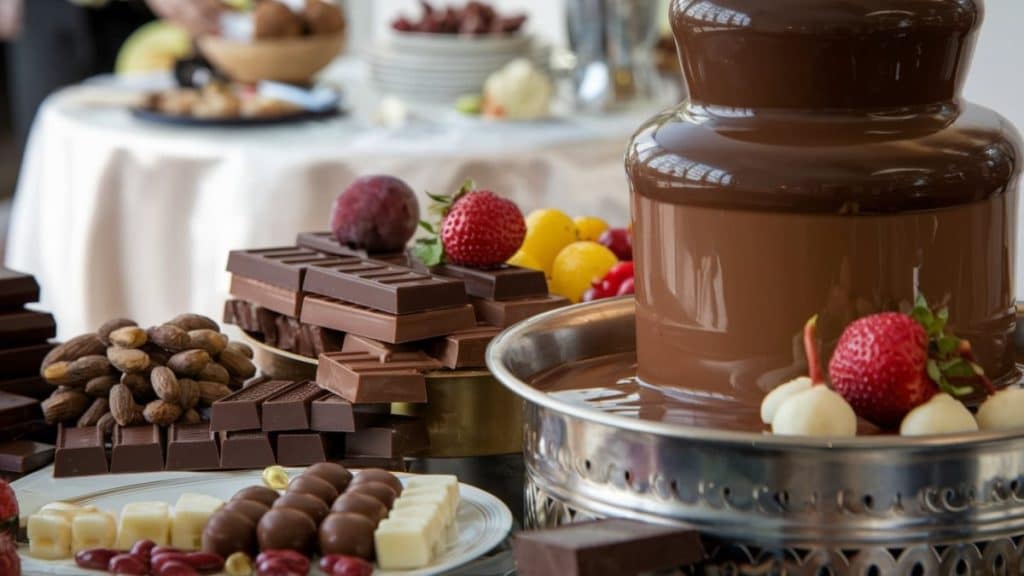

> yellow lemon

[
  {"left": 550, "top": 242, "right": 619, "bottom": 303},
  {"left": 522, "top": 209, "right": 577, "bottom": 274},
  {"left": 507, "top": 249, "right": 544, "bottom": 272},
  {"left": 573, "top": 216, "right": 610, "bottom": 242}
]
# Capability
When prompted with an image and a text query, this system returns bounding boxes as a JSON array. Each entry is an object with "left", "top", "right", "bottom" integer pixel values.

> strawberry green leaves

[
  {"left": 412, "top": 180, "right": 476, "bottom": 267},
  {"left": 911, "top": 294, "right": 994, "bottom": 397}
]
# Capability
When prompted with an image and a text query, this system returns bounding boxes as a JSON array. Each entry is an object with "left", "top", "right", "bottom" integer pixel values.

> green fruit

[
  {"left": 455, "top": 94, "right": 483, "bottom": 115},
  {"left": 115, "top": 21, "right": 192, "bottom": 76}
]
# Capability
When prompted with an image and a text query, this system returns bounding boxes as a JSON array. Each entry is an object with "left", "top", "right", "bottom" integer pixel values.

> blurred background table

[{"left": 5, "top": 58, "right": 653, "bottom": 338}]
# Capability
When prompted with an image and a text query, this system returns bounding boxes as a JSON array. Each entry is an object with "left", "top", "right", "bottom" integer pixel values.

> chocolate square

[
  {"left": 54, "top": 425, "right": 108, "bottom": 477},
  {"left": 111, "top": 425, "right": 165, "bottom": 473},
  {"left": 166, "top": 422, "right": 221, "bottom": 471}
]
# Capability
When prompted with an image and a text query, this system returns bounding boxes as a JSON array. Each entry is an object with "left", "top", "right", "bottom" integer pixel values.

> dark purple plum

[{"left": 330, "top": 175, "right": 419, "bottom": 253}]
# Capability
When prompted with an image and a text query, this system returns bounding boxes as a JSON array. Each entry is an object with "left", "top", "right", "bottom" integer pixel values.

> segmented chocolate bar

[
  {"left": 111, "top": 425, "right": 164, "bottom": 473},
  {"left": 226, "top": 246, "right": 352, "bottom": 291},
  {"left": 432, "top": 325, "right": 502, "bottom": 369},
  {"left": 418, "top": 263, "right": 548, "bottom": 300},
  {"left": 315, "top": 351, "right": 441, "bottom": 403},
  {"left": 211, "top": 379, "right": 296, "bottom": 431},
  {"left": 261, "top": 380, "right": 323, "bottom": 432},
  {"left": 471, "top": 294, "right": 570, "bottom": 327},
  {"left": 0, "top": 267, "right": 40, "bottom": 309},
  {"left": 166, "top": 422, "right": 220, "bottom": 471},
  {"left": 303, "top": 258, "right": 468, "bottom": 314},
  {"left": 301, "top": 296, "right": 476, "bottom": 343},
  {"left": 296, "top": 232, "right": 409, "bottom": 265},
  {"left": 54, "top": 425, "right": 108, "bottom": 477}
]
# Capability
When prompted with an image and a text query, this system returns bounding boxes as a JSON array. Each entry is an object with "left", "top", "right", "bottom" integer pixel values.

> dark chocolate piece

[
  {"left": 310, "top": 393, "right": 356, "bottom": 432},
  {"left": 53, "top": 425, "right": 108, "bottom": 477},
  {"left": 274, "top": 316, "right": 343, "bottom": 358},
  {"left": 303, "top": 258, "right": 468, "bottom": 315},
  {"left": 223, "top": 299, "right": 263, "bottom": 334},
  {"left": 431, "top": 325, "right": 501, "bottom": 369},
  {"left": 0, "top": 311, "right": 57, "bottom": 346},
  {"left": 111, "top": 424, "right": 165, "bottom": 473},
  {"left": 0, "top": 440, "right": 54, "bottom": 474},
  {"left": 220, "top": 431, "right": 276, "bottom": 469},
  {"left": 296, "top": 232, "right": 408, "bottom": 265},
  {"left": 166, "top": 422, "right": 221, "bottom": 471},
  {"left": 262, "top": 380, "right": 322, "bottom": 431},
  {"left": 301, "top": 296, "right": 476, "bottom": 343},
  {"left": 212, "top": 379, "right": 295, "bottom": 431},
  {"left": 344, "top": 417, "right": 429, "bottom": 458},
  {"left": 341, "top": 334, "right": 416, "bottom": 361},
  {"left": 471, "top": 294, "right": 569, "bottom": 328},
  {"left": 420, "top": 263, "right": 548, "bottom": 300},
  {"left": 0, "top": 392, "right": 40, "bottom": 429},
  {"left": 316, "top": 352, "right": 440, "bottom": 403},
  {"left": 226, "top": 246, "right": 351, "bottom": 291},
  {"left": 513, "top": 519, "right": 704, "bottom": 576},
  {"left": 0, "top": 268, "right": 40, "bottom": 309},
  {"left": 230, "top": 275, "right": 303, "bottom": 318},
  {"left": 0, "top": 377, "right": 50, "bottom": 400},
  {"left": 0, "top": 343, "right": 55, "bottom": 379},
  {"left": 276, "top": 433, "right": 329, "bottom": 466}
]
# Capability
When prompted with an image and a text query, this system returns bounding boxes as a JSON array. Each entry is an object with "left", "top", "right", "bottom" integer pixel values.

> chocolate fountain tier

[{"left": 629, "top": 0, "right": 1021, "bottom": 400}]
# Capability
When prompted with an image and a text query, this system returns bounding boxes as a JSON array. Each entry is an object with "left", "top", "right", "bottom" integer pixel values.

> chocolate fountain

[{"left": 489, "top": 0, "right": 1024, "bottom": 572}]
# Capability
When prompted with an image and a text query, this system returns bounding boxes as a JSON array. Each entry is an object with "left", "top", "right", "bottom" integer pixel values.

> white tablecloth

[{"left": 5, "top": 61, "right": 652, "bottom": 338}]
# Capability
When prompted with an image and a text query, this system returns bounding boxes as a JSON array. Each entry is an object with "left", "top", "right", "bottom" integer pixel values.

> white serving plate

[
  {"left": 13, "top": 467, "right": 512, "bottom": 576},
  {"left": 387, "top": 33, "right": 531, "bottom": 56}
]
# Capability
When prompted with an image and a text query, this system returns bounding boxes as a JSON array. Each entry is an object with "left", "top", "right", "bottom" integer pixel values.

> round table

[{"left": 5, "top": 61, "right": 652, "bottom": 338}]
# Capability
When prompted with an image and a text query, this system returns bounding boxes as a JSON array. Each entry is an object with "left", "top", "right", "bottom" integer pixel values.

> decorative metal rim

[{"left": 486, "top": 297, "right": 1024, "bottom": 451}]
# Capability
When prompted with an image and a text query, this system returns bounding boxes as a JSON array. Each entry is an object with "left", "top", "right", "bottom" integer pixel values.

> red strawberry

[
  {"left": 827, "top": 295, "right": 992, "bottom": 428},
  {"left": 0, "top": 532, "right": 18, "bottom": 576},
  {"left": 0, "top": 480, "right": 17, "bottom": 540},
  {"left": 413, "top": 180, "right": 525, "bottom": 269}
]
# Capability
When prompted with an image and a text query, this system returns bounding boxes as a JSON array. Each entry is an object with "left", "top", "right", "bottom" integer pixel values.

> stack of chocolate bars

[{"left": 0, "top": 267, "right": 57, "bottom": 479}]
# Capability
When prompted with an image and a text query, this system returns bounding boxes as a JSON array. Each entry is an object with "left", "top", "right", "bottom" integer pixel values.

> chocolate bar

[
  {"left": 0, "top": 343, "right": 55, "bottom": 379},
  {"left": 0, "top": 268, "right": 40, "bottom": 309},
  {"left": 431, "top": 325, "right": 501, "bottom": 369},
  {"left": 274, "top": 315, "right": 344, "bottom": 357},
  {"left": 0, "top": 377, "right": 50, "bottom": 400},
  {"left": 166, "top": 422, "right": 221, "bottom": 471},
  {"left": 0, "top": 392, "right": 40, "bottom": 429},
  {"left": 219, "top": 430, "right": 276, "bottom": 469},
  {"left": 0, "top": 440, "right": 54, "bottom": 474},
  {"left": 111, "top": 425, "right": 165, "bottom": 473},
  {"left": 310, "top": 393, "right": 356, "bottom": 432},
  {"left": 224, "top": 299, "right": 264, "bottom": 334},
  {"left": 344, "top": 417, "right": 428, "bottom": 458},
  {"left": 316, "top": 351, "right": 441, "bottom": 403},
  {"left": 341, "top": 334, "right": 415, "bottom": 361},
  {"left": 276, "top": 432, "right": 329, "bottom": 466},
  {"left": 513, "top": 519, "right": 703, "bottom": 576},
  {"left": 226, "top": 246, "right": 351, "bottom": 291},
  {"left": 262, "top": 380, "right": 322, "bottom": 431},
  {"left": 471, "top": 295, "right": 569, "bottom": 328},
  {"left": 54, "top": 425, "right": 108, "bottom": 477},
  {"left": 303, "top": 258, "right": 468, "bottom": 314},
  {"left": 301, "top": 296, "right": 476, "bottom": 343},
  {"left": 230, "top": 275, "right": 303, "bottom": 318},
  {"left": 419, "top": 263, "right": 548, "bottom": 301},
  {"left": 211, "top": 379, "right": 295, "bottom": 431},
  {"left": 0, "top": 311, "right": 56, "bottom": 346},
  {"left": 296, "top": 232, "right": 409, "bottom": 265}
]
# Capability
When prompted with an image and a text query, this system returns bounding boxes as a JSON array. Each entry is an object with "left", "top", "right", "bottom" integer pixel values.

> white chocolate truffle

[
  {"left": 899, "top": 393, "right": 978, "bottom": 436},
  {"left": 771, "top": 385, "right": 857, "bottom": 437},
  {"left": 760, "top": 376, "right": 812, "bottom": 424},
  {"left": 483, "top": 59, "right": 553, "bottom": 120},
  {"left": 977, "top": 388, "right": 1024, "bottom": 430}
]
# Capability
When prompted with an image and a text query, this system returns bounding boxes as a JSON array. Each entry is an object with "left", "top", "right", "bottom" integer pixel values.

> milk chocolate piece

[
  {"left": 330, "top": 492, "right": 388, "bottom": 525},
  {"left": 0, "top": 268, "right": 40, "bottom": 309},
  {"left": 513, "top": 519, "right": 703, "bottom": 576},
  {"left": 262, "top": 380, "right": 322, "bottom": 431},
  {"left": 226, "top": 246, "right": 350, "bottom": 291},
  {"left": 471, "top": 295, "right": 569, "bottom": 328},
  {"left": 0, "top": 311, "right": 57, "bottom": 346},
  {"left": 276, "top": 433, "right": 328, "bottom": 466},
  {"left": 166, "top": 422, "right": 221, "bottom": 471},
  {"left": 0, "top": 343, "right": 55, "bottom": 379},
  {"left": 230, "top": 275, "right": 303, "bottom": 318},
  {"left": 0, "top": 440, "right": 54, "bottom": 474},
  {"left": 202, "top": 509, "right": 257, "bottom": 558},
  {"left": 219, "top": 431, "right": 275, "bottom": 469},
  {"left": 275, "top": 316, "right": 343, "bottom": 358},
  {"left": 0, "top": 377, "right": 49, "bottom": 400},
  {"left": 223, "top": 499, "right": 269, "bottom": 524},
  {"left": 0, "top": 392, "right": 40, "bottom": 428},
  {"left": 296, "top": 232, "right": 408, "bottom": 265},
  {"left": 303, "top": 258, "right": 468, "bottom": 315},
  {"left": 316, "top": 352, "right": 440, "bottom": 403},
  {"left": 287, "top": 474, "right": 338, "bottom": 504},
  {"left": 273, "top": 491, "right": 329, "bottom": 524},
  {"left": 111, "top": 425, "right": 164, "bottom": 473},
  {"left": 318, "top": 512, "right": 376, "bottom": 559},
  {"left": 212, "top": 379, "right": 294, "bottom": 431},
  {"left": 340, "top": 334, "right": 416, "bottom": 361},
  {"left": 350, "top": 469, "right": 403, "bottom": 496},
  {"left": 258, "top": 508, "right": 317, "bottom": 554},
  {"left": 301, "top": 296, "right": 476, "bottom": 343},
  {"left": 347, "top": 481, "right": 397, "bottom": 509},
  {"left": 223, "top": 299, "right": 263, "bottom": 334},
  {"left": 424, "top": 263, "right": 548, "bottom": 300},
  {"left": 53, "top": 425, "right": 108, "bottom": 477},
  {"left": 306, "top": 462, "right": 353, "bottom": 492},
  {"left": 345, "top": 417, "right": 429, "bottom": 458},
  {"left": 431, "top": 325, "right": 501, "bottom": 369},
  {"left": 310, "top": 393, "right": 357, "bottom": 432},
  {"left": 232, "top": 485, "right": 280, "bottom": 508}
]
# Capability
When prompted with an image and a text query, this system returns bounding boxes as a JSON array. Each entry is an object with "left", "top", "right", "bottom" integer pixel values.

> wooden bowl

[{"left": 198, "top": 33, "right": 344, "bottom": 84}]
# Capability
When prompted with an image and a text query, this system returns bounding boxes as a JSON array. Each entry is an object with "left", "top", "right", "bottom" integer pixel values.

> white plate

[
  {"left": 387, "top": 33, "right": 531, "bottom": 56},
  {"left": 14, "top": 467, "right": 512, "bottom": 576}
]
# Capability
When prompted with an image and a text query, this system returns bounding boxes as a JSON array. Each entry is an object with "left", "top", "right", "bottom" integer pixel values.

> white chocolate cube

[
  {"left": 37, "top": 502, "right": 98, "bottom": 519},
  {"left": 395, "top": 489, "right": 453, "bottom": 522},
  {"left": 28, "top": 513, "right": 72, "bottom": 559},
  {"left": 71, "top": 511, "right": 117, "bottom": 552},
  {"left": 117, "top": 501, "right": 170, "bottom": 548},
  {"left": 388, "top": 504, "right": 444, "bottom": 549},
  {"left": 404, "top": 476, "right": 459, "bottom": 512},
  {"left": 375, "top": 518, "right": 435, "bottom": 569},
  {"left": 171, "top": 493, "right": 224, "bottom": 550}
]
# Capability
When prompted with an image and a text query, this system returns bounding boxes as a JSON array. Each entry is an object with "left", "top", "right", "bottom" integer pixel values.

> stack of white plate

[{"left": 370, "top": 33, "right": 533, "bottom": 104}]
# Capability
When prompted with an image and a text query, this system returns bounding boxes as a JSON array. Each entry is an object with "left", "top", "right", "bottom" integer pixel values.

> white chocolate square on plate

[
  {"left": 71, "top": 511, "right": 117, "bottom": 552},
  {"left": 172, "top": 493, "right": 225, "bottom": 550},
  {"left": 117, "top": 501, "right": 170, "bottom": 548},
  {"left": 375, "top": 517, "right": 436, "bottom": 570},
  {"left": 27, "top": 513, "right": 72, "bottom": 559}
]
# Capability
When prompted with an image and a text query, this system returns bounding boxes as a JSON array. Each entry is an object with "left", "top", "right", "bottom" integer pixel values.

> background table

[{"left": 5, "top": 60, "right": 651, "bottom": 338}]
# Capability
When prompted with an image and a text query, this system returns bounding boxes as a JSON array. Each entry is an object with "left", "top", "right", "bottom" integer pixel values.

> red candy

[
  {"left": 74, "top": 548, "right": 121, "bottom": 570},
  {"left": 320, "top": 554, "right": 373, "bottom": 576},
  {"left": 108, "top": 553, "right": 148, "bottom": 575}
]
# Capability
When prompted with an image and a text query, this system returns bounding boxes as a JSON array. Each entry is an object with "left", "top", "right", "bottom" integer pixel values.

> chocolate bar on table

[
  {"left": 303, "top": 257, "right": 468, "bottom": 315},
  {"left": 0, "top": 440, "right": 54, "bottom": 475},
  {"left": 261, "top": 380, "right": 322, "bottom": 432},
  {"left": 0, "top": 267, "right": 40, "bottom": 309},
  {"left": 0, "top": 343, "right": 55, "bottom": 379},
  {"left": 431, "top": 325, "right": 501, "bottom": 369},
  {"left": 276, "top": 432, "right": 330, "bottom": 466},
  {"left": 316, "top": 351, "right": 441, "bottom": 403},
  {"left": 274, "top": 315, "right": 344, "bottom": 357},
  {"left": 296, "top": 232, "right": 409, "bottom": 265},
  {"left": 219, "top": 430, "right": 276, "bottom": 469},
  {"left": 471, "top": 294, "right": 569, "bottom": 328},
  {"left": 0, "top": 310, "right": 56, "bottom": 346},
  {"left": 310, "top": 394, "right": 388, "bottom": 433},
  {"left": 416, "top": 262, "right": 548, "bottom": 301},
  {"left": 226, "top": 246, "right": 352, "bottom": 292},
  {"left": 301, "top": 296, "right": 476, "bottom": 343},
  {"left": 211, "top": 379, "right": 297, "bottom": 431},
  {"left": 341, "top": 334, "right": 417, "bottom": 361},
  {"left": 166, "top": 422, "right": 221, "bottom": 471},
  {"left": 0, "top": 392, "right": 41, "bottom": 429},
  {"left": 111, "top": 425, "right": 165, "bottom": 473},
  {"left": 0, "top": 377, "right": 50, "bottom": 400},
  {"left": 344, "top": 416, "right": 429, "bottom": 458},
  {"left": 230, "top": 275, "right": 303, "bottom": 318},
  {"left": 54, "top": 425, "right": 108, "bottom": 477},
  {"left": 513, "top": 519, "right": 704, "bottom": 576}
]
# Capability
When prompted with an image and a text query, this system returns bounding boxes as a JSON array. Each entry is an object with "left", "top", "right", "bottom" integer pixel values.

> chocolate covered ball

[
  {"left": 303, "top": 0, "right": 345, "bottom": 35},
  {"left": 223, "top": 499, "right": 270, "bottom": 524},
  {"left": 257, "top": 508, "right": 317, "bottom": 554},
  {"left": 306, "top": 462, "right": 353, "bottom": 492},
  {"left": 319, "top": 512, "right": 376, "bottom": 559},
  {"left": 232, "top": 485, "right": 280, "bottom": 508},
  {"left": 253, "top": 0, "right": 303, "bottom": 38},
  {"left": 350, "top": 468, "right": 403, "bottom": 495},
  {"left": 273, "top": 491, "right": 329, "bottom": 525},
  {"left": 287, "top": 474, "right": 339, "bottom": 504},
  {"left": 330, "top": 492, "right": 388, "bottom": 525},
  {"left": 347, "top": 481, "right": 398, "bottom": 509},
  {"left": 202, "top": 509, "right": 256, "bottom": 558}
]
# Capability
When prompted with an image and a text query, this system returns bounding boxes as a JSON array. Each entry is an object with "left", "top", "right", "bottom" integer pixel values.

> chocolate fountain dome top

[{"left": 670, "top": 0, "right": 982, "bottom": 109}]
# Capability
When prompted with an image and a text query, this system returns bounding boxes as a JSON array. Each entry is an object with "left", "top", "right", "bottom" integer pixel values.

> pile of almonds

[{"left": 38, "top": 314, "right": 257, "bottom": 430}]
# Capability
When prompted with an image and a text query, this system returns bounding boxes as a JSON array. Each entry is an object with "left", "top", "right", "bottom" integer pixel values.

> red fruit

[
  {"left": 828, "top": 312, "right": 936, "bottom": 427},
  {"left": 0, "top": 480, "right": 17, "bottom": 539},
  {"left": 331, "top": 175, "right": 420, "bottom": 253},
  {"left": 598, "top": 228, "right": 632, "bottom": 261},
  {"left": 616, "top": 277, "right": 635, "bottom": 296},
  {"left": 603, "top": 261, "right": 634, "bottom": 288},
  {"left": 0, "top": 533, "right": 19, "bottom": 576},
  {"left": 440, "top": 190, "right": 525, "bottom": 268},
  {"left": 109, "top": 553, "right": 148, "bottom": 575}
]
